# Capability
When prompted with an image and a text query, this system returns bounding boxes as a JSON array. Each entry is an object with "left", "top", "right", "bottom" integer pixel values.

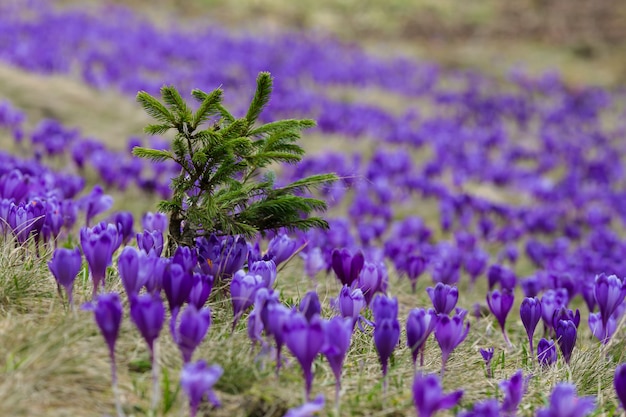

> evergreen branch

[
  {"left": 144, "top": 123, "right": 173, "bottom": 135},
  {"left": 132, "top": 147, "right": 175, "bottom": 162},
  {"left": 161, "top": 85, "right": 192, "bottom": 123},
  {"left": 216, "top": 104, "right": 235, "bottom": 124},
  {"left": 245, "top": 72, "right": 273, "bottom": 128},
  {"left": 273, "top": 173, "right": 338, "bottom": 195},
  {"left": 137, "top": 91, "right": 175, "bottom": 124},
  {"left": 191, "top": 88, "right": 223, "bottom": 129},
  {"left": 249, "top": 119, "right": 316, "bottom": 137}
]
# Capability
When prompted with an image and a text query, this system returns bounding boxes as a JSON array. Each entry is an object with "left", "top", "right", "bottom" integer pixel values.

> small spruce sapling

[{"left": 133, "top": 72, "right": 337, "bottom": 253}]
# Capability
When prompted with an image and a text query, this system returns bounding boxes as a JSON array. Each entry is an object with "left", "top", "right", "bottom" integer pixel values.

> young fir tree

[{"left": 133, "top": 72, "right": 337, "bottom": 252}]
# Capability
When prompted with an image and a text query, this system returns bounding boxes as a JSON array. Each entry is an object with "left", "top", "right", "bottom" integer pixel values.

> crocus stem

[
  {"left": 151, "top": 344, "right": 160, "bottom": 412},
  {"left": 335, "top": 380, "right": 341, "bottom": 416},
  {"left": 528, "top": 335, "right": 534, "bottom": 357},
  {"left": 502, "top": 328, "right": 512, "bottom": 347},
  {"left": 419, "top": 348, "right": 425, "bottom": 368},
  {"left": 109, "top": 351, "right": 125, "bottom": 417}
]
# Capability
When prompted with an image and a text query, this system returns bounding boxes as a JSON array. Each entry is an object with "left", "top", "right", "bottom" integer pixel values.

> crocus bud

[
  {"left": 299, "top": 291, "right": 321, "bottom": 322},
  {"left": 594, "top": 273, "right": 626, "bottom": 333},
  {"left": 500, "top": 370, "right": 526, "bottom": 416},
  {"left": 266, "top": 234, "right": 298, "bottom": 266},
  {"left": 84, "top": 292, "right": 123, "bottom": 357},
  {"left": 136, "top": 229, "right": 164, "bottom": 257},
  {"left": 555, "top": 320, "right": 577, "bottom": 365},
  {"left": 175, "top": 305, "right": 212, "bottom": 363},
  {"left": 412, "top": 372, "right": 463, "bottom": 417},
  {"left": 435, "top": 309, "right": 470, "bottom": 377},
  {"left": 48, "top": 247, "right": 82, "bottom": 307},
  {"left": 322, "top": 316, "right": 352, "bottom": 406},
  {"left": 188, "top": 273, "right": 214, "bottom": 309},
  {"left": 537, "top": 338, "right": 557, "bottom": 367},
  {"left": 487, "top": 289, "right": 514, "bottom": 346},
  {"left": 129, "top": 293, "right": 165, "bottom": 355},
  {"left": 520, "top": 297, "right": 542, "bottom": 355},
  {"left": 249, "top": 259, "right": 277, "bottom": 289},
  {"left": 230, "top": 270, "right": 262, "bottom": 329},
  {"left": 335, "top": 285, "right": 366, "bottom": 325},
  {"left": 80, "top": 224, "right": 117, "bottom": 299},
  {"left": 142, "top": 211, "right": 168, "bottom": 233},
  {"left": 480, "top": 347, "right": 494, "bottom": 378},
  {"left": 405, "top": 254, "right": 426, "bottom": 293},
  {"left": 406, "top": 308, "right": 438, "bottom": 368},
  {"left": 180, "top": 360, "right": 223, "bottom": 417},
  {"left": 358, "top": 261, "right": 386, "bottom": 305},
  {"left": 331, "top": 248, "right": 364, "bottom": 287},
  {"left": 427, "top": 283, "right": 458, "bottom": 315}
]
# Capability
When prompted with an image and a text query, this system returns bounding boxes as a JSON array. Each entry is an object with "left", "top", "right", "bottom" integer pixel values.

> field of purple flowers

[{"left": 2, "top": 1, "right": 626, "bottom": 416}]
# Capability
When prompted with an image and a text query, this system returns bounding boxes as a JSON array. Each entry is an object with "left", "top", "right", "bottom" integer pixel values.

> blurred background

[{"left": 61, "top": 0, "right": 626, "bottom": 87}]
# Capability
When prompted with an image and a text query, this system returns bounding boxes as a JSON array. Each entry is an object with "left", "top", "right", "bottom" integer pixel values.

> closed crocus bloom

[
  {"left": 142, "top": 211, "right": 168, "bottom": 233},
  {"left": 541, "top": 289, "right": 568, "bottom": 333},
  {"left": 520, "top": 297, "right": 542, "bottom": 355},
  {"left": 299, "top": 291, "right": 321, "bottom": 322},
  {"left": 112, "top": 211, "right": 134, "bottom": 245},
  {"left": 249, "top": 259, "right": 277, "bottom": 289},
  {"left": 322, "top": 316, "right": 352, "bottom": 412},
  {"left": 487, "top": 264, "right": 516, "bottom": 291},
  {"left": 500, "top": 370, "right": 526, "bottom": 416},
  {"left": 371, "top": 294, "right": 399, "bottom": 322},
  {"left": 427, "top": 283, "right": 459, "bottom": 315},
  {"left": 487, "top": 289, "right": 514, "bottom": 346},
  {"left": 435, "top": 310, "right": 470, "bottom": 377},
  {"left": 219, "top": 236, "right": 248, "bottom": 278},
  {"left": 588, "top": 312, "right": 617, "bottom": 344},
  {"left": 331, "top": 248, "right": 364, "bottom": 287},
  {"left": 266, "top": 234, "right": 298, "bottom": 266},
  {"left": 412, "top": 372, "right": 463, "bottom": 417},
  {"left": 358, "top": 261, "right": 386, "bottom": 305},
  {"left": 180, "top": 360, "right": 223, "bottom": 417},
  {"left": 594, "top": 274, "right": 626, "bottom": 334},
  {"left": 118, "top": 246, "right": 147, "bottom": 298},
  {"left": 614, "top": 363, "right": 626, "bottom": 411},
  {"left": 81, "top": 185, "right": 113, "bottom": 227},
  {"left": 537, "top": 338, "right": 557, "bottom": 367},
  {"left": 480, "top": 347, "right": 494, "bottom": 378},
  {"left": 406, "top": 308, "right": 438, "bottom": 368},
  {"left": 374, "top": 315, "right": 400, "bottom": 382},
  {"left": 84, "top": 292, "right": 123, "bottom": 357},
  {"left": 283, "top": 312, "right": 325, "bottom": 400},
  {"left": 175, "top": 305, "right": 212, "bottom": 363},
  {"left": 48, "top": 246, "right": 82, "bottom": 307},
  {"left": 163, "top": 263, "right": 193, "bottom": 313},
  {"left": 336, "top": 285, "right": 366, "bottom": 324},
  {"left": 145, "top": 256, "right": 168, "bottom": 294},
  {"left": 265, "top": 301, "right": 291, "bottom": 374},
  {"left": 80, "top": 224, "right": 117, "bottom": 299},
  {"left": 136, "top": 229, "right": 164, "bottom": 257},
  {"left": 464, "top": 248, "right": 488, "bottom": 285},
  {"left": 230, "top": 270, "right": 262, "bottom": 330},
  {"left": 555, "top": 320, "right": 577, "bottom": 365},
  {"left": 535, "top": 384, "right": 595, "bottom": 417},
  {"left": 188, "top": 273, "right": 214, "bottom": 309},
  {"left": 551, "top": 307, "right": 580, "bottom": 330},
  {"left": 405, "top": 254, "right": 426, "bottom": 293},
  {"left": 172, "top": 245, "right": 198, "bottom": 274},
  {"left": 129, "top": 293, "right": 165, "bottom": 355}
]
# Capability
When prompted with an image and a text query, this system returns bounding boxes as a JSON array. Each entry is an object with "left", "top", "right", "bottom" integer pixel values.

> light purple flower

[{"left": 180, "top": 360, "right": 223, "bottom": 417}]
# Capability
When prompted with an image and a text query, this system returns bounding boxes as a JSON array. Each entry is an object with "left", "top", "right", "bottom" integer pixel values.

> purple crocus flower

[
  {"left": 500, "top": 370, "right": 526, "bottom": 416},
  {"left": 321, "top": 317, "right": 352, "bottom": 412},
  {"left": 48, "top": 247, "right": 82, "bottom": 308},
  {"left": 551, "top": 307, "right": 580, "bottom": 330},
  {"left": 427, "top": 283, "right": 458, "bottom": 315},
  {"left": 142, "top": 211, "right": 168, "bottom": 233},
  {"left": 555, "top": 320, "right": 577, "bottom": 365},
  {"left": 118, "top": 246, "right": 148, "bottom": 298},
  {"left": 129, "top": 293, "right": 165, "bottom": 356},
  {"left": 219, "top": 236, "right": 248, "bottom": 278},
  {"left": 614, "top": 363, "right": 626, "bottom": 411},
  {"left": 373, "top": 313, "right": 400, "bottom": 389},
  {"left": 163, "top": 262, "right": 193, "bottom": 337},
  {"left": 406, "top": 308, "right": 438, "bottom": 369},
  {"left": 136, "top": 229, "right": 164, "bottom": 257},
  {"left": 80, "top": 224, "right": 117, "bottom": 299},
  {"left": 283, "top": 312, "right": 325, "bottom": 401},
  {"left": 188, "top": 273, "right": 214, "bottom": 309},
  {"left": 284, "top": 394, "right": 325, "bottom": 417},
  {"left": 458, "top": 399, "right": 500, "bottom": 417},
  {"left": 535, "top": 383, "right": 595, "bottom": 417},
  {"left": 434, "top": 309, "right": 470, "bottom": 377},
  {"left": 487, "top": 264, "right": 516, "bottom": 291},
  {"left": 541, "top": 289, "right": 569, "bottom": 335},
  {"left": 520, "top": 297, "right": 542, "bottom": 355},
  {"left": 265, "top": 301, "right": 291, "bottom": 375},
  {"left": 588, "top": 312, "right": 617, "bottom": 344},
  {"left": 487, "top": 289, "right": 514, "bottom": 346},
  {"left": 266, "top": 233, "right": 299, "bottom": 266},
  {"left": 331, "top": 248, "right": 364, "bottom": 287},
  {"left": 299, "top": 291, "right": 321, "bottom": 322},
  {"left": 405, "top": 254, "right": 426, "bottom": 293},
  {"left": 249, "top": 259, "right": 277, "bottom": 289},
  {"left": 594, "top": 273, "right": 626, "bottom": 340},
  {"left": 175, "top": 305, "right": 212, "bottom": 363},
  {"left": 230, "top": 270, "right": 262, "bottom": 330},
  {"left": 537, "top": 338, "right": 557, "bottom": 367},
  {"left": 334, "top": 285, "right": 366, "bottom": 326},
  {"left": 358, "top": 261, "right": 386, "bottom": 305},
  {"left": 81, "top": 185, "right": 113, "bottom": 227},
  {"left": 112, "top": 211, "right": 134, "bottom": 245},
  {"left": 300, "top": 247, "right": 326, "bottom": 279},
  {"left": 480, "top": 347, "right": 494, "bottom": 378},
  {"left": 180, "top": 360, "right": 223, "bottom": 417},
  {"left": 412, "top": 372, "right": 463, "bottom": 417},
  {"left": 172, "top": 245, "right": 198, "bottom": 273}
]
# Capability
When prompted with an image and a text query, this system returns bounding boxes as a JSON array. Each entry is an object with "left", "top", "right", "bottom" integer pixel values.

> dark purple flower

[
  {"left": 175, "top": 305, "right": 212, "bottom": 363},
  {"left": 535, "top": 384, "right": 594, "bottom": 417},
  {"left": 334, "top": 285, "right": 366, "bottom": 325},
  {"left": 283, "top": 312, "right": 325, "bottom": 400},
  {"left": 230, "top": 270, "right": 262, "bottom": 330},
  {"left": 266, "top": 234, "right": 299, "bottom": 266},
  {"left": 331, "top": 248, "right": 364, "bottom": 287},
  {"left": 322, "top": 317, "right": 352, "bottom": 411},
  {"left": 249, "top": 259, "right": 277, "bottom": 289},
  {"left": 551, "top": 307, "right": 580, "bottom": 330},
  {"left": 427, "top": 283, "right": 458, "bottom": 315},
  {"left": 541, "top": 289, "right": 568, "bottom": 334},
  {"left": 188, "top": 273, "right": 214, "bottom": 309},
  {"left": 555, "top": 320, "right": 577, "bottom": 365},
  {"left": 129, "top": 293, "right": 165, "bottom": 355},
  {"left": 500, "top": 370, "right": 526, "bottom": 416},
  {"left": 374, "top": 315, "right": 400, "bottom": 383},
  {"left": 487, "top": 264, "right": 516, "bottom": 291},
  {"left": 487, "top": 289, "right": 514, "bottom": 346},
  {"left": 180, "top": 360, "right": 223, "bottom": 417},
  {"left": 48, "top": 247, "right": 82, "bottom": 307},
  {"left": 480, "top": 347, "right": 494, "bottom": 378},
  {"left": 537, "top": 338, "right": 557, "bottom": 367},
  {"left": 145, "top": 256, "right": 168, "bottom": 294},
  {"left": 594, "top": 274, "right": 626, "bottom": 338},
  {"left": 358, "top": 261, "right": 386, "bottom": 305},
  {"left": 464, "top": 248, "right": 488, "bottom": 286},
  {"left": 83, "top": 292, "right": 123, "bottom": 357},
  {"left": 412, "top": 372, "right": 463, "bottom": 417},
  {"left": 172, "top": 245, "right": 198, "bottom": 274},
  {"left": 80, "top": 224, "right": 117, "bottom": 299},
  {"left": 435, "top": 310, "right": 470, "bottom": 377},
  {"left": 112, "top": 211, "right": 134, "bottom": 245},
  {"left": 520, "top": 297, "right": 542, "bottom": 355},
  {"left": 406, "top": 308, "right": 438, "bottom": 368},
  {"left": 219, "top": 236, "right": 248, "bottom": 278},
  {"left": 614, "top": 363, "right": 626, "bottom": 411},
  {"left": 299, "top": 291, "right": 321, "bottom": 322},
  {"left": 118, "top": 246, "right": 148, "bottom": 298},
  {"left": 136, "top": 229, "right": 164, "bottom": 257},
  {"left": 405, "top": 254, "right": 426, "bottom": 293},
  {"left": 142, "top": 211, "right": 168, "bottom": 233},
  {"left": 265, "top": 301, "right": 291, "bottom": 374},
  {"left": 163, "top": 263, "right": 193, "bottom": 313}
]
